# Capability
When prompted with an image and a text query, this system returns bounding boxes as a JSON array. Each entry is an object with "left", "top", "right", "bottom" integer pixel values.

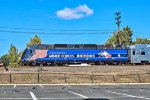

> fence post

[
  {"left": 64, "top": 74, "right": 67, "bottom": 83},
  {"left": 113, "top": 75, "right": 116, "bottom": 82},
  {"left": 9, "top": 74, "right": 12, "bottom": 84},
  {"left": 138, "top": 73, "right": 141, "bottom": 83},
  {"left": 91, "top": 75, "right": 93, "bottom": 83},
  {"left": 38, "top": 73, "right": 40, "bottom": 84}
]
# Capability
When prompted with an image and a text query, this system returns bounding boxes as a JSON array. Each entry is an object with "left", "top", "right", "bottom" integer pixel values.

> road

[{"left": 0, "top": 84, "right": 150, "bottom": 100}]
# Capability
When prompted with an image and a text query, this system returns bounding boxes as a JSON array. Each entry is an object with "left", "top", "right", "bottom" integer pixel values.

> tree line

[
  {"left": 106, "top": 26, "right": 150, "bottom": 46},
  {"left": 0, "top": 35, "right": 41, "bottom": 67},
  {"left": 0, "top": 27, "right": 150, "bottom": 67}
]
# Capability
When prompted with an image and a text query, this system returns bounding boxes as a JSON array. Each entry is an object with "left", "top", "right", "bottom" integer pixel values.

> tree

[
  {"left": 26, "top": 35, "right": 42, "bottom": 47},
  {"left": 0, "top": 54, "right": 9, "bottom": 67},
  {"left": 133, "top": 38, "right": 150, "bottom": 44},
  {"left": 18, "top": 50, "right": 24, "bottom": 60},
  {"left": 106, "top": 26, "right": 133, "bottom": 46},
  {"left": 8, "top": 44, "right": 19, "bottom": 67},
  {"left": 106, "top": 32, "right": 117, "bottom": 46},
  {"left": 121, "top": 26, "right": 133, "bottom": 45}
]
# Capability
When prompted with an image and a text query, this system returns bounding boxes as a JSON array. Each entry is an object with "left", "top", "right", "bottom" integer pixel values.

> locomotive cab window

[
  {"left": 141, "top": 51, "right": 145, "bottom": 55},
  {"left": 133, "top": 51, "right": 135, "bottom": 55},
  {"left": 30, "top": 50, "right": 32, "bottom": 54}
]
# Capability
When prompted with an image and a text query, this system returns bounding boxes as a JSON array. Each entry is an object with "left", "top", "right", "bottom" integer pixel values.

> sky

[{"left": 0, "top": 0, "right": 150, "bottom": 56}]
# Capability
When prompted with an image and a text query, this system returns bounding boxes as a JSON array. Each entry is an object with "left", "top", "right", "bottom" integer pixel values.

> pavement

[{"left": 0, "top": 84, "right": 150, "bottom": 100}]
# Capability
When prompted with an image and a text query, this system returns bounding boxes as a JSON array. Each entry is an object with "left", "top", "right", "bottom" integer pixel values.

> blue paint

[
  {"left": 35, "top": 49, "right": 128, "bottom": 61},
  {"left": 47, "top": 49, "right": 128, "bottom": 54}
]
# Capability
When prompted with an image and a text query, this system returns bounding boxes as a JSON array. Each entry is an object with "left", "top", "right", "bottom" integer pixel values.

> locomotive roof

[
  {"left": 29, "top": 44, "right": 126, "bottom": 50},
  {"left": 130, "top": 44, "right": 150, "bottom": 49}
]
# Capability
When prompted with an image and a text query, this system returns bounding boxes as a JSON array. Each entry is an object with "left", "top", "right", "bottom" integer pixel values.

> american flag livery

[{"left": 99, "top": 51, "right": 112, "bottom": 58}]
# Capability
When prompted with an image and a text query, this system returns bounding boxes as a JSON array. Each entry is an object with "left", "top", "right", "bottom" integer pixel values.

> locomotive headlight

[{"left": 26, "top": 58, "right": 31, "bottom": 61}]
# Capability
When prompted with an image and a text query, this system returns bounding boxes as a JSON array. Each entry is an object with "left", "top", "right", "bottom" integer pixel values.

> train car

[
  {"left": 21, "top": 44, "right": 129, "bottom": 66},
  {"left": 129, "top": 44, "right": 150, "bottom": 64}
]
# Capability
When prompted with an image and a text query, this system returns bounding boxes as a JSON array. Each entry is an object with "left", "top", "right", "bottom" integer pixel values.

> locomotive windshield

[{"left": 21, "top": 49, "right": 28, "bottom": 59}]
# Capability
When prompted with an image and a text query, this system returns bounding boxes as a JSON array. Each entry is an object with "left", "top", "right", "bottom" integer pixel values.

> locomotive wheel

[
  {"left": 113, "top": 62, "right": 118, "bottom": 65},
  {"left": 58, "top": 63, "right": 63, "bottom": 66},
  {"left": 105, "top": 61, "right": 111, "bottom": 65},
  {"left": 32, "top": 62, "right": 37, "bottom": 66},
  {"left": 95, "top": 61, "right": 100, "bottom": 65},
  {"left": 40, "top": 64, "right": 43, "bottom": 66},
  {"left": 100, "top": 61, "right": 105, "bottom": 65}
]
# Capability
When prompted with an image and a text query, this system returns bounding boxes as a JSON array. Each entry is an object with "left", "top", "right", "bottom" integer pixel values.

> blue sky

[{"left": 0, "top": 0, "right": 150, "bottom": 56}]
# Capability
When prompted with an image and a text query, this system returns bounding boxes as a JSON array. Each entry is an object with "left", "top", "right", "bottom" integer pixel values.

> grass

[
  {"left": 0, "top": 72, "right": 149, "bottom": 84},
  {"left": 0, "top": 65, "right": 150, "bottom": 84}
]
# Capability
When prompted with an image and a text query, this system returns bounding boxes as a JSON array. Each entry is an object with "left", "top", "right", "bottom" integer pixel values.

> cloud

[{"left": 56, "top": 4, "right": 94, "bottom": 20}]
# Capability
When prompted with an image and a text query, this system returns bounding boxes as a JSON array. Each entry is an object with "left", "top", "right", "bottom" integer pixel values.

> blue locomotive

[{"left": 21, "top": 44, "right": 150, "bottom": 66}]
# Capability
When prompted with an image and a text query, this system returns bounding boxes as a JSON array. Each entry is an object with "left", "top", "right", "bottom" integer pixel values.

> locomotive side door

[
  {"left": 131, "top": 49, "right": 137, "bottom": 63},
  {"left": 130, "top": 46, "right": 138, "bottom": 64}
]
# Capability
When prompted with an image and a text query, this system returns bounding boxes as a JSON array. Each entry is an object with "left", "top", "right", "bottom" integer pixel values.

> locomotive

[{"left": 21, "top": 44, "right": 150, "bottom": 66}]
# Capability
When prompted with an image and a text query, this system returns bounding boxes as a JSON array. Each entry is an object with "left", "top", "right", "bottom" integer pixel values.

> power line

[
  {"left": 0, "top": 26, "right": 115, "bottom": 32},
  {"left": 0, "top": 29, "right": 114, "bottom": 34},
  {"left": 133, "top": 32, "right": 150, "bottom": 35},
  {"left": 0, "top": 26, "right": 149, "bottom": 36}
]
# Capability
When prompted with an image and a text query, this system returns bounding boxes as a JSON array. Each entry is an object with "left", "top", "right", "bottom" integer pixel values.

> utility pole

[{"left": 115, "top": 12, "right": 121, "bottom": 45}]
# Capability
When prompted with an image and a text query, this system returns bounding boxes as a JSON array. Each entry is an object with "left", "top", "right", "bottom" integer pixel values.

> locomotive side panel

[{"left": 34, "top": 49, "right": 128, "bottom": 65}]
